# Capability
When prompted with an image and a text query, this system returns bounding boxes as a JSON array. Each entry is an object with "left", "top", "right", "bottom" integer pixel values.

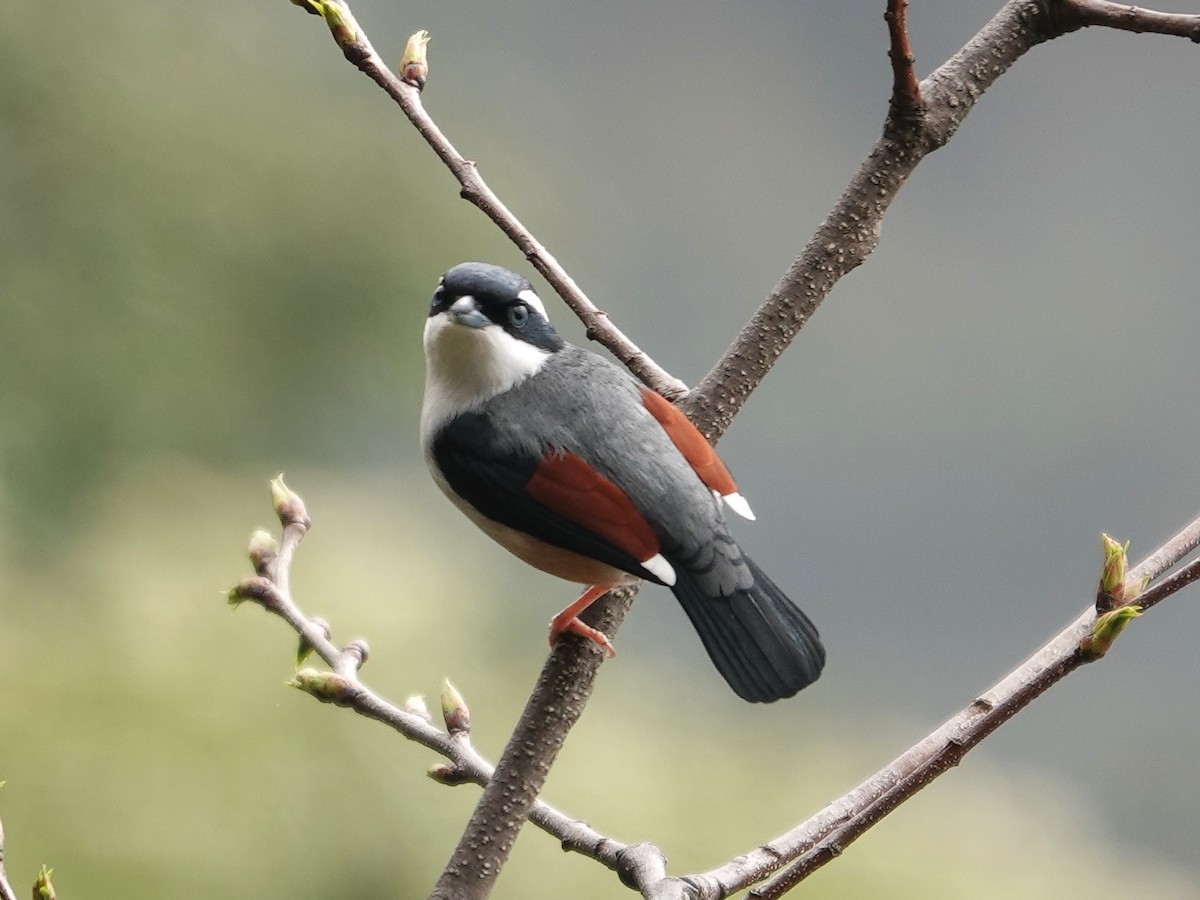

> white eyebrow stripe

[{"left": 517, "top": 288, "right": 548, "bottom": 319}]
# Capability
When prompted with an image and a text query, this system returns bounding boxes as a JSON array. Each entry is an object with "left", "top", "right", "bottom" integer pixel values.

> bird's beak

[{"left": 448, "top": 296, "right": 490, "bottom": 330}]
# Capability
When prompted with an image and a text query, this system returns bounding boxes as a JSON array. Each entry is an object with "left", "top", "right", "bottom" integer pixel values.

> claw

[{"left": 547, "top": 584, "right": 617, "bottom": 657}]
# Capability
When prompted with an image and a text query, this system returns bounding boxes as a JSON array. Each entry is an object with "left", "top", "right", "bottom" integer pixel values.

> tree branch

[
  {"left": 1060, "top": 0, "right": 1200, "bottom": 38},
  {"left": 276, "top": 1, "right": 1200, "bottom": 897},
  {"left": 290, "top": 2, "right": 687, "bottom": 399},
  {"left": 682, "top": 0, "right": 1200, "bottom": 441},
  {"left": 678, "top": 517, "right": 1200, "bottom": 899},
  {"left": 885, "top": 0, "right": 922, "bottom": 115},
  {"left": 428, "top": 583, "right": 647, "bottom": 899},
  {"left": 233, "top": 484, "right": 681, "bottom": 892}
]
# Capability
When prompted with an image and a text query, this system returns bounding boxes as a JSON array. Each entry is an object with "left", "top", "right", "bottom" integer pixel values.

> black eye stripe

[{"left": 428, "top": 286, "right": 449, "bottom": 316}]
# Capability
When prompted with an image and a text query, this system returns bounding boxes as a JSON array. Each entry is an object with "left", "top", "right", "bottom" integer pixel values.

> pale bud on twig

[
  {"left": 289, "top": 668, "right": 355, "bottom": 707},
  {"left": 342, "top": 639, "right": 370, "bottom": 670},
  {"left": 440, "top": 678, "right": 471, "bottom": 735},
  {"left": 270, "top": 475, "right": 312, "bottom": 530},
  {"left": 427, "top": 763, "right": 472, "bottom": 786},
  {"left": 404, "top": 694, "right": 432, "bottom": 722},
  {"left": 247, "top": 529, "right": 278, "bottom": 576},
  {"left": 400, "top": 30, "right": 431, "bottom": 90},
  {"left": 226, "top": 575, "right": 282, "bottom": 612}
]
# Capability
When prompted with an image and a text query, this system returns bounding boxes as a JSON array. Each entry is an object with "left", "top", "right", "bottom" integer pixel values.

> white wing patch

[
  {"left": 641, "top": 553, "right": 677, "bottom": 586},
  {"left": 722, "top": 492, "right": 756, "bottom": 521}
]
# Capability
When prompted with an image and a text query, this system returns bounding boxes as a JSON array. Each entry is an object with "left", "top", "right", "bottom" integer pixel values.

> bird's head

[{"left": 422, "top": 262, "right": 565, "bottom": 424}]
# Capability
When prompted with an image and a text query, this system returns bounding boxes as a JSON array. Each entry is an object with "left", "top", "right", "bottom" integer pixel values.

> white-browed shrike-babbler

[{"left": 420, "top": 262, "right": 824, "bottom": 702}]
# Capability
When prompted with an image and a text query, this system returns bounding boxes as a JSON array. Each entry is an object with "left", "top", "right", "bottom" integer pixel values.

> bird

[{"left": 419, "top": 262, "right": 825, "bottom": 702}]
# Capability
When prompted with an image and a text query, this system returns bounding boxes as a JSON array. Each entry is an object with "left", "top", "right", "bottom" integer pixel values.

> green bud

[
  {"left": 440, "top": 678, "right": 470, "bottom": 735},
  {"left": 270, "top": 475, "right": 311, "bottom": 530},
  {"left": 34, "top": 865, "right": 56, "bottom": 900},
  {"left": 1081, "top": 605, "right": 1142, "bottom": 659},
  {"left": 400, "top": 30, "right": 431, "bottom": 90},
  {"left": 226, "top": 575, "right": 280, "bottom": 611},
  {"left": 1097, "top": 533, "right": 1130, "bottom": 610},
  {"left": 289, "top": 668, "right": 355, "bottom": 706},
  {"left": 290, "top": 0, "right": 323, "bottom": 15},
  {"left": 319, "top": 1, "right": 359, "bottom": 49}
]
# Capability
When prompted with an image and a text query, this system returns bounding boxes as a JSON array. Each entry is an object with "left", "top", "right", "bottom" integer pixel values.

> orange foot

[{"left": 547, "top": 584, "right": 617, "bottom": 657}]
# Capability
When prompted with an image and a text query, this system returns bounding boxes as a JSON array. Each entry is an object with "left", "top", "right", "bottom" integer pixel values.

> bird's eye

[{"left": 508, "top": 303, "right": 530, "bottom": 329}]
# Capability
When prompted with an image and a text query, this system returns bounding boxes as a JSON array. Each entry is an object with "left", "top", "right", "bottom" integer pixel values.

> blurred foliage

[
  {"left": 2, "top": 1, "right": 1199, "bottom": 898},
  {"left": 0, "top": 1, "right": 471, "bottom": 559}
]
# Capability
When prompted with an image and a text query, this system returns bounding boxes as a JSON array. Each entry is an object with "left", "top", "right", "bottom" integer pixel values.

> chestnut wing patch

[
  {"left": 525, "top": 450, "right": 660, "bottom": 563},
  {"left": 432, "top": 411, "right": 668, "bottom": 584},
  {"left": 639, "top": 387, "right": 737, "bottom": 496}
]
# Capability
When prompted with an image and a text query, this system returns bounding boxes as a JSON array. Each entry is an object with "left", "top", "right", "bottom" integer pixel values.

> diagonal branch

[
  {"left": 739, "top": 520, "right": 1200, "bottom": 899},
  {"left": 229, "top": 494, "right": 1200, "bottom": 900},
  {"left": 233, "top": 485, "right": 675, "bottom": 888},
  {"left": 682, "top": 0, "right": 1200, "bottom": 441},
  {"left": 292, "top": 2, "right": 687, "bottom": 399},
  {"left": 618, "top": 516, "right": 1200, "bottom": 900},
  {"left": 279, "top": 1, "right": 1200, "bottom": 898}
]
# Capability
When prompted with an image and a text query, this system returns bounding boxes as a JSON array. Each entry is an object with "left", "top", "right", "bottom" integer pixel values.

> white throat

[{"left": 420, "top": 313, "right": 551, "bottom": 440}]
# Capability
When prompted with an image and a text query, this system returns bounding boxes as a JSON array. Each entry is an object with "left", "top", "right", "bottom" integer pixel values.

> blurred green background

[{"left": 3, "top": 1, "right": 1200, "bottom": 897}]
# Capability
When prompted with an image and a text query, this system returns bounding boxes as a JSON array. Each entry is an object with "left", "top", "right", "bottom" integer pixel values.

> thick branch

[
  {"left": 282, "top": 1, "right": 1200, "bottom": 897},
  {"left": 682, "top": 0, "right": 1054, "bottom": 438},
  {"left": 429, "top": 587, "right": 638, "bottom": 900}
]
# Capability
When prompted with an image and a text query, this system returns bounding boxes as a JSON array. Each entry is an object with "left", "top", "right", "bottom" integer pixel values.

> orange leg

[{"left": 548, "top": 584, "right": 617, "bottom": 657}]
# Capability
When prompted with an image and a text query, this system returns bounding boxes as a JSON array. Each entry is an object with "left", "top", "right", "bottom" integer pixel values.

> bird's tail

[{"left": 670, "top": 556, "right": 825, "bottom": 702}]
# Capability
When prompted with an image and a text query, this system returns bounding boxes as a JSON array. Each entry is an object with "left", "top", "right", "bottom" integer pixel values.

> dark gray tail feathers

[{"left": 670, "top": 557, "right": 825, "bottom": 702}]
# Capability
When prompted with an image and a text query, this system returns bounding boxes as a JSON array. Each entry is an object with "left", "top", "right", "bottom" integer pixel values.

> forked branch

[{"left": 276, "top": 1, "right": 1200, "bottom": 897}]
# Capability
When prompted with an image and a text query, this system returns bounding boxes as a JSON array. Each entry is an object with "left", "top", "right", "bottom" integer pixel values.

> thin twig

[
  {"left": 294, "top": 2, "right": 687, "bottom": 399},
  {"left": 679, "top": 515, "right": 1200, "bottom": 900},
  {"left": 235, "top": 491, "right": 661, "bottom": 888},
  {"left": 1061, "top": 0, "right": 1200, "bottom": 38},
  {"left": 278, "top": 0, "right": 1200, "bottom": 897},
  {"left": 885, "top": 0, "right": 922, "bottom": 114},
  {"left": 682, "top": 0, "right": 1200, "bottom": 443}
]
